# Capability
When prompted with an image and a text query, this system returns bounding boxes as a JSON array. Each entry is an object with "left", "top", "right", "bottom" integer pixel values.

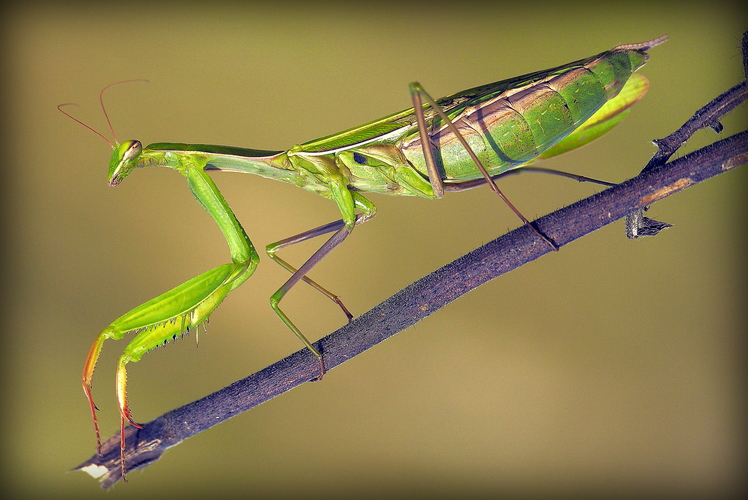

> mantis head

[
  {"left": 108, "top": 140, "right": 142, "bottom": 187},
  {"left": 57, "top": 79, "right": 151, "bottom": 188}
]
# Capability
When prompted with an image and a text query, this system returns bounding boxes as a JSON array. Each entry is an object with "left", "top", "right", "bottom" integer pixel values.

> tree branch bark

[{"left": 75, "top": 33, "right": 748, "bottom": 489}]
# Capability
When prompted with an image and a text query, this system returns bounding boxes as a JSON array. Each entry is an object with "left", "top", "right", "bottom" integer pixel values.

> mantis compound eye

[
  {"left": 108, "top": 140, "right": 143, "bottom": 187},
  {"left": 121, "top": 140, "right": 142, "bottom": 163}
]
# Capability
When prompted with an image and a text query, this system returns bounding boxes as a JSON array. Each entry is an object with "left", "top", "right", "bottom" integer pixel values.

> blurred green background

[{"left": 2, "top": 1, "right": 746, "bottom": 497}]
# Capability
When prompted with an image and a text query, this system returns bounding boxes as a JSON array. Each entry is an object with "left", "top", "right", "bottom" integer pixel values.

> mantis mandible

[{"left": 63, "top": 36, "right": 666, "bottom": 480}]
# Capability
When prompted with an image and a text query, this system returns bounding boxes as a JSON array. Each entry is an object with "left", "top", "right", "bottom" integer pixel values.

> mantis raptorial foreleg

[{"left": 82, "top": 151, "right": 259, "bottom": 480}]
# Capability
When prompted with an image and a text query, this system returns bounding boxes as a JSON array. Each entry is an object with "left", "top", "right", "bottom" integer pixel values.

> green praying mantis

[{"left": 63, "top": 36, "right": 666, "bottom": 481}]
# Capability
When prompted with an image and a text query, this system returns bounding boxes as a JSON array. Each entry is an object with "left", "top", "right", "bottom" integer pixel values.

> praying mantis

[{"left": 63, "top": 36, "right": 666, "bottom": 481}]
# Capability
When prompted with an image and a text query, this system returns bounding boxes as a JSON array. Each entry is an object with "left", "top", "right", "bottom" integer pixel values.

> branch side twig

[{"left": 641, "top": 31, "right": 748, "bottom": 172}]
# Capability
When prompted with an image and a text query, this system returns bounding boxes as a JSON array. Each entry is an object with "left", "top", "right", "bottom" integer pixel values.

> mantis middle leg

[{"left": 267, "top": 189, "right": 376, "bottom": 378}]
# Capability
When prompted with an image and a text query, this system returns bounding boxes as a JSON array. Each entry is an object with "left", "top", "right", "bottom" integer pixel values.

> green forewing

[{"left": 298, "top": 46, "right": 638, "bottom": 155}]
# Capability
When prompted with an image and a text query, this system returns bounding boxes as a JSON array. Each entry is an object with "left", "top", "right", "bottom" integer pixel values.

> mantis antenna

[{"left": 58, "top": 79, "right": 149, "bottom": 147}]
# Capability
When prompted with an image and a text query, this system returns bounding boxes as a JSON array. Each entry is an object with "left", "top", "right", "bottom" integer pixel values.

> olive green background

[{"left": 2, "top": 1, "right": 746, "bottom": 497}]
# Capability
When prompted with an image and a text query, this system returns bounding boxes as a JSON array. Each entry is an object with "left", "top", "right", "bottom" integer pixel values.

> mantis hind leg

[
  {"left": 409, "top": 82, "right": 559, "bottom": 251},
  {"left": 269, "top": 192, "right": 376, "bottom": 378}
]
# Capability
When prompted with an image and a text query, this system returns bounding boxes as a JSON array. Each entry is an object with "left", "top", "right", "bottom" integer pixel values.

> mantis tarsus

[{"left": 64, "top": 36, "right": 666, "bottom": 481}]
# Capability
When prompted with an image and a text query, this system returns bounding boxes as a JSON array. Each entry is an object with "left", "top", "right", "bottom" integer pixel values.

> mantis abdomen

[{"left": 398, "top": 45, "right": 653, "bottom": 182}]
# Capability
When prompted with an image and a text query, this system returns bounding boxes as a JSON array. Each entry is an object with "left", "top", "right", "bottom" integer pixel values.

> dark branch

[{"left": 75, "top": 35, "right": 748, "bottom": 489}]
